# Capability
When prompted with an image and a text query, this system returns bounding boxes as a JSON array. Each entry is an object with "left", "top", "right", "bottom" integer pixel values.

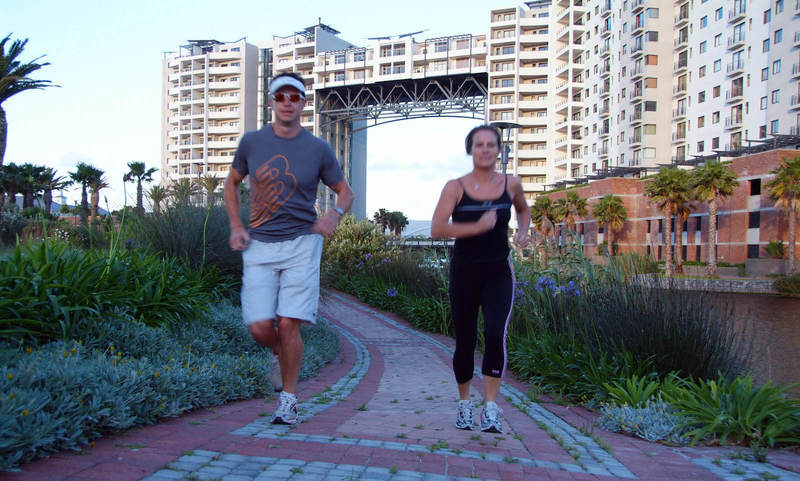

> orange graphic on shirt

[{"left": 249, "top": 155, "right": 297, "bottom": 228}]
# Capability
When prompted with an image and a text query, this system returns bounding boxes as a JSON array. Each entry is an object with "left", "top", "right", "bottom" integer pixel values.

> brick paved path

[{"left": 4, "top": 291, "right": 799, "bottom": 481}]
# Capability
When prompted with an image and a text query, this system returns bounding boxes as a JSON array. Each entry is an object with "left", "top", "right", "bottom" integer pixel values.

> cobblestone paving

[{"left": 6, "top": 290, "right": 800, "bottom": 481}]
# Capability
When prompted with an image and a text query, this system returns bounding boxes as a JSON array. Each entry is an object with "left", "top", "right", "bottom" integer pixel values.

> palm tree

[
  {"left": 0, "top": 34, "right": 57, "bottom": 167},
  {"left": 123, "top": 161, "right": 157, "bottom": 215},
  {"left": 16, "top": 162, "right": 45, "bottom": 209},
  {"left": 592, "top": 194, "right": 627, "bottom": 256},
  {"left": 372, "top": 208, "right": 390, "bottom": 233},
  {"left": 531, "top": 196, "right": 562, "bottom": 265},
  {"left": 0, "top": 162, "right": 22, "bottom": 211},
  {"left": 674, "top": 203, "right": 692, "bottom": 274},
  {"left": 387, "top": 210, "right": 409, "bottom": 236},
  {"left": 766, "top": 155, "right": 800, "bottom": 274},
  {"left": 147, "top": 184, "right": 169, "bottom": 214},
  {"left": 554, "top": 190, "right": 588, "bottom": 243},
  {"left": 691, "top": 160, "right": 739, "bottom": 276},
  {"left": 168, "top": 178, "right": 199, "bottom": 207},
  {"left": 39, "top": 167, "right": 71, "bottom": 216},
  {"left": 88, "top": 172, "right": 108, "bottom": 221},
  {"left": 645, "top": 167, "right": 691, "bottom": 276},
  {"left": 197, "top": 174, "right": 222, "bottom": 206},
  {"left": 69, "top": 162, "right": 100, "bottom": 225}
]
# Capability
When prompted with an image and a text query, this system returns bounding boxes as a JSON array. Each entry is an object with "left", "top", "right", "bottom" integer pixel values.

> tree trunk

[
  {"left": 705, "top": 198, "right": 718, "bottom": 277},
  {"left": 23, "top": 190, "right": 34, "bottom": 209},
  {"left": 44, "top": 189, "right": 52, "bottom": 216},
  {"left": 136, "top": 179, "right": 144, "bottom": 216},
  {"left": 90, "top": 190, "right": 99, "bottom": 220},
  {"left": 789, "top": 206, "right": 797, "bottom": 274},
  {"left": 606, "top": 223, "right": 614, "bottom": 256},
  {"left": 0, "top": 106, "right": 7, "bottom": 168},
  {"left": 664, "top": 206, "right": 674, "bottom": 277},
  {"left": 675, "top": 214, "right": 685, "bottom": 274},
  {"left": 80, "top": 185, "right": 89, "bottom": 226}
]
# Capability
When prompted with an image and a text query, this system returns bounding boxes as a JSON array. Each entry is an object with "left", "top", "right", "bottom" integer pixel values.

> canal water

[{"left": 718, "top": 293, "right": 800, "bottom": 396}]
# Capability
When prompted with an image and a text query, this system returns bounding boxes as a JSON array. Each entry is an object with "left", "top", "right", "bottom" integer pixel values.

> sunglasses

[{"left": 272, "top": 92, "right": 305, "bottom": 103}]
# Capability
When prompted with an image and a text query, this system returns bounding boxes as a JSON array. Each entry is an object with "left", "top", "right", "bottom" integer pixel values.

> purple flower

[
  {"left": 381, "top": 259, "right": 390, "bottom": 264},
  {"left": 356, "top": 262, "right": 364, "bottom": 268},
  {"left": 365, "top": 253, "right": 373, "bottom": 260},
  {"left": 387, "top": 287, "right": 398, "bottom": 297}
]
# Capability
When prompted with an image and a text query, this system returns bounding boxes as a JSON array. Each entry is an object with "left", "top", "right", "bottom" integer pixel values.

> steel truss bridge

[{"left": 315, "top": 73, "right": 488, "bottom": 131}]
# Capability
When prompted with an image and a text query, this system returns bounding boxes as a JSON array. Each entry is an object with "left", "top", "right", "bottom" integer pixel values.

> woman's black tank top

[{"left": 451, "top": 176, "right": 512, "bottom": 263}]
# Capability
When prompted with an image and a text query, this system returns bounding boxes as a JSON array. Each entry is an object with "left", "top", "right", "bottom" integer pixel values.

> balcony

[
  {"left": 793, "top": 63, "right": 800, "bottom": 79},
  {"left": 600, "top": 64, "right": 611, "bottom": 77},
  {"left": 675, "top": 11, "right": 689, "bottom": 27},
  {"left": 631, "top": 44, "right": 644, "bottom": 58},
  {"left": 631, "top": 0, "right": 647, "bottom": 12},
  {"left": 790, "top": 94, "right": 800, "bottom": 111},
  {"left": 630, "top": 88, "right": 643, "bottom": 100},
  {"left": 724, "top": 116, "right": 743, "bottom": 130},
  {"left": 671, "top": 132, "right": 686, "bottom": 143},
  {"left": 598, "top": 127, "right": 610, "bottom": 137},
  {"left": 673, "top": 60, "right": 688, "bottom": 74},
  {"left": 631, "top": 21, "right": 645, "bottom": 36},
  {"left": 601, "top": 26, "right": 611, "bottom": 37},
  {"left": 599, "top": 87, "right": 610, "bottom": 98},
  {"left": 629, "top": 111, "right": 643, "bottom": 124},
  {"left": 728, "top": 5, "right": 746, "bottom": 24},
  {"left": 672, "top": 106, "right": 686, "bottom": 119},
  {"left": 725, "top": 89, "right": 744, "bottom": 104},
  {"left": 727, "top": 33, "right": 746, "bottom": 51},
  {"left": 673, "top": 83, "right": 687, "bottom": 97},
  {"left": 600, "top": 45, "right": 611, "bottom": 57},
  {"left": 674, "top": 36, "right": 688, "bottom": 50},
  {"left": 726, "top": 61, "right": 745, "bottom": 77},
  {"left": 599, "top": 106, "right": 610, "bottom": 117},
  {"left": 796, "top": 0, "right": 800, "bottom": 14},
  {"left": 598, "top": 148, "right": 609, "bottom": 158}
]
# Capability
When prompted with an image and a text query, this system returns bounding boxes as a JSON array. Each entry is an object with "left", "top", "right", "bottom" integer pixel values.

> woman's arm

[
  {"left": 508, "top": 175, "right": 531, "bottom": 248},
  {"left": 431, "top": 179, "right": 497, "bottom": 239}
]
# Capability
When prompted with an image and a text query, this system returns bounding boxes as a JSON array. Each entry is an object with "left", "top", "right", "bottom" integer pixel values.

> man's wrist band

[{"left": 333, "top": 207, "right": 345, "bottom": 216}]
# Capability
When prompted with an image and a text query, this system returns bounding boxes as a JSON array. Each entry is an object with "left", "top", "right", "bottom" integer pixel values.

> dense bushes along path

[{"left": 6, "top": 291, "right": 800, "bottom": 481}]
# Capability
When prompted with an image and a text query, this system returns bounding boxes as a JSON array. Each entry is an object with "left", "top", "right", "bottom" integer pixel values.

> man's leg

[
  {"left": 276, "top": 316, "right": 303, "bottom": 394},
  {"left": 248, "top": 319, "right": 279, "bottom": 354}
]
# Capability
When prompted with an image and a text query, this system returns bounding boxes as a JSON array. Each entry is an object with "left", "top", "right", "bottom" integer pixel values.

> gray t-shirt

[{"left": 231, "top": 125, "right": 344, "bottom": 242}]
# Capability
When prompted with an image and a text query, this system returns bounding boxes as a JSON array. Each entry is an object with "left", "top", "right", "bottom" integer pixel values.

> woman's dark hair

[{"left": 465, "top": 125, "right": 501, "bottom": 154}]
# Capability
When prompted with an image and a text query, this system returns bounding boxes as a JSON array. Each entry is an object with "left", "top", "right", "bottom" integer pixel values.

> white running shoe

[
  {"left": 455, "top": 399, "right": 474, "bottom": 430},
  {"left": 480, "top": 401, "right": 503, "bottom": 433},
  {"left": 271, "top": 391, "right": 299, "bottom": 425}
]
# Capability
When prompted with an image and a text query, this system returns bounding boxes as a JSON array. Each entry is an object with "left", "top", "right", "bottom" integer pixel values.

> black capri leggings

[{"left": 449, "top": 257, "right": 514, "bottom": 384}]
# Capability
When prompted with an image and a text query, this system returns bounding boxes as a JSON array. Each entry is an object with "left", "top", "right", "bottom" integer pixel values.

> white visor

[{"left": 269, "top": 76, "right": 306, "bottom": 97}]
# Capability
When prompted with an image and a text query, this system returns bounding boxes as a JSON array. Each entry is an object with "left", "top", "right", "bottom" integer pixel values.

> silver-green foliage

[
  {"left": 0, "top": 301, "right": 339, "bottom": 470},
  {"left": 596, "top": 399, "right": 689, "bottom": 444}
]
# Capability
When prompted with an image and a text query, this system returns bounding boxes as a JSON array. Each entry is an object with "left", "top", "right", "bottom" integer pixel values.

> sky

[{"left": 3, "top": 0, "right": 519, "bottom": 220}]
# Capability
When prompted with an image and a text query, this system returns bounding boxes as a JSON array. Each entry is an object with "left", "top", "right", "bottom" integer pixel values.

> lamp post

[{"left": 489, "top": 121, "right": 522, "bottom": 175}]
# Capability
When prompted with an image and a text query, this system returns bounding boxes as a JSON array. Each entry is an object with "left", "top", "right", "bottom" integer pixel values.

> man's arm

[
  {"left": 224, "top": 167, "right": 250, "bottom": 250},
  {"left": 312, "top": 178, "right": 354, "bottom": 237}
]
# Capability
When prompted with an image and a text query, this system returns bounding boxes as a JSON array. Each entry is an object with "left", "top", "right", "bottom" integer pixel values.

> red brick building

[{"left": 542, "top": 149, "right": 798, "bottom": 265}]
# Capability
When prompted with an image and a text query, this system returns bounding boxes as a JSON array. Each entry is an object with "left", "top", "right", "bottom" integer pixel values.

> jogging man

[{"left": 224, "top": 71, "right": 353, "bottom": 424}]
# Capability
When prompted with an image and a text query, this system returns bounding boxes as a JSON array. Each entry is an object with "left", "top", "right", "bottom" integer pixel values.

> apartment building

[{"left": 161, "top": 39, "right": 259, "bottom": 182}]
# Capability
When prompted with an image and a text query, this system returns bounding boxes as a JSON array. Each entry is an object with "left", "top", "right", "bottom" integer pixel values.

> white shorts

[{"left": 241, "top": 234, "right": 323, "bottom": 325}]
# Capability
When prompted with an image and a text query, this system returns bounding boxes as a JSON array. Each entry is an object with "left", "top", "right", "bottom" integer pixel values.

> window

[
  {"left": 764, "top": 9, "right": 772, "bottom": 23},
  {"left": 647, "top": 8, "right": 659, "bottom": 18},
  {"left": 713, "top": 86, "right": 721, "bottom": 98},
  {"left": 334, "top": 54, "right": 345, "bottom": 64},
  {"left": 712, "top": 111, "right": 720, "bottom": 123},
  {"left": 698, "top": 91, "right": 706, "bottom": 103},
  {"left": 715, "top": 7, "right": 723, "bottom": 20},
  {"left": 714, "top": 34, "right": 722, "bottom": 47},
  {"left": 750, "top": 178, "right": 762, "bottom": 195},
  {"left": 699, "top": 41, "right": 707, "bottom": 53},
  {"left": 645, "top": 101, "right": 657, "bottom": 111},
  {"left": 645, "top": 55, "right": 658, "bottom": 65},
  {"left": 713, "top": 59, "right": 721, "bottom": 72},
  {"left": 775, "top": 29, "right": 783, "bottom": 43},
  {"left": 501, "top": 78, "right": 514, "bottom": 87},
  {"left": 763, "top": 39, "right": 770, "bottom": 52},
  {"left": 698, "top": 116, "right": 705, "bottom": 127},
  {"left": 747, "top": 244, "right": 760, "bottom": 259},
  {"left": 771, "top": 119, "right": 779, "bottom": 132},
  {"left": 700, "top": 16, "right": 708, "bottom": 28},
  {"left": 502, "top": 46, "right": 514, "bottom": 54},
  {"left": 647, "top": 31, "right": 659, "bottom": 41},
  {"left": 698, "top": 141, "right": 705, "bottom": 151},
  {"left": 772, "top": 89, "right": 780, "bottom": 103},
  {"left": 712, "top": 137, "right": 719, "bottom": 149},
  {"left": 353, "top": 51, "right": 365, "bottom": 62},
  {"left": 334, "top": 71, "right": 345, "bottom": 81},
  {"left": 761, "top": 96, "right": 768, "bottom": 109},
  {"left": 762, "top": 68, "right": 769, "bottom": 81},
  {"left": 644, "top": 124, "right": 657, "bottom": 134},
  {"left": 776, "top": 0, "right": 784, "bottom": 13},
  {"left": 760, "top": 125, "right": 767, "bottom": 138},
  {"left": 699, "top": 65, "right": 707, "bottom": 77},
  {"left": 774, "top": 60, "right": 782, "bottom": 74},
  {"left": 748, "top": 211, "right": 761, "bottom": 228}
]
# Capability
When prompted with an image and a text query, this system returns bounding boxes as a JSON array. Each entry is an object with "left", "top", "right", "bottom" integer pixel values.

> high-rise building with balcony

[{"left": 161, "top": 39, "right": 259, "bottom": 183}]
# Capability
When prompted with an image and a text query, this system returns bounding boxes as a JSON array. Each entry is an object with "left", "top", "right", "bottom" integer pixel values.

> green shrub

[
  {"left": 322, "top": 215, "right": 398, "bottom": 276},
  {"left": 774, "top": 272, "right": 800, "bottom": 297},
  {"left": 0, "top": 300, "right": 339, "bottom": 470},
  {"left": 603, "top": 373, "right": 662, "bottom": 408},
  {"left": 125, "top": 204, "right": 243, "bottom": 278},
  {"left": 596, "top": 399, "right": 688, "bottom": 444},
  {"left": 664, "top": 373, "right": 800, "bottom": 447},
  {"left": 765, "top": 241, "right": 786, "bottom": 259},
  {"left": 0, "top": 210, "right": 28, "bottom": 246},
  {"left": 0, "top": 240, "right": 231, "bottom": 342}
]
